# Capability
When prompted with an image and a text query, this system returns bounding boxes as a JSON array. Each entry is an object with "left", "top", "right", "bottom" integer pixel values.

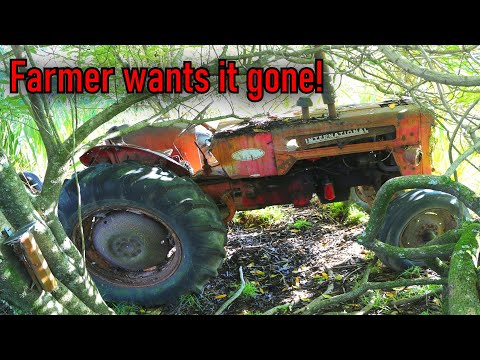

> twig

[
  {"left": 215, "top": 266, "right": 245, "bottom": 315},
  {"left": 294, "top": 273, "right": 444, "bottom": 315},
  {"left": 328, "top": 287, "right": 443, "bottom": 314},
  {"left": 323, "top": 269, "right": 335, "bottom": 296},
  {"left": 341, "top": 265, "right": 365, "bottom": 282},
  {"left": 390, "top": 287, "right": 442, "bottom": 308},
  {"left": 445, "top": 139, "right": 480, "bottom": 178},
  {"left": 324, "top": 290, "right": 376, "bottom": 315},
  {"left": 263, "top": 301, "right": 295, "bottom": 315},
  {"left": 351, "top": 290, "right": 376, "bottom": 315},
  {"left": 323, "top": 260, "right": 376, "bottom": 315},
  {"left": 358, "top": 258, "right": 376, "bottom": 286},
  {"left": 263, "top": 269, "right": 334, "bottom": 315}
]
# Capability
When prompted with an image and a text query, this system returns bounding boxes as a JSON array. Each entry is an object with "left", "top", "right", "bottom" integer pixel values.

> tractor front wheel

[
  {"left": 378, "top": 189, "right": 469, "bottom": 271},
  {"left": 58, "top": 162, "right": 227, "bottom": 306}
]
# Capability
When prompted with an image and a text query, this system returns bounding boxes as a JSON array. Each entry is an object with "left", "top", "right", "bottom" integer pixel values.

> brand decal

[
  {"left": 305, "top": 128, "right": 369, "bottom": 145},
  {"left": 232, "top": 148, "right": 265, "bottom": 161}
]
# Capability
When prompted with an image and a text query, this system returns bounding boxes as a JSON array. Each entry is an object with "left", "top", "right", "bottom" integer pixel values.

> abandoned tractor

[{"left": 57, "top": 98, "right": 468, "bottom": 305}]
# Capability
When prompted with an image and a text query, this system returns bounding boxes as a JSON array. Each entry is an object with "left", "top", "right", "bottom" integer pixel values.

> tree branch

[
  {"left": 379, "top": 45, "right": 480, "bottom": 87},
  {"left": 358, "top": 175, "right": 480, "bottom": 250},
  {"left": 444, "top": 139, "right": 480, "bottom": 178},
  {"left": 80, "top": 112, "right": 246, "bottom": 153},
  {"left": 215, "top": 266, "right": 245, "bottom": 315},
  {"left": 63, "top": 92, "right": 154, "bottom": 153},
  {"left": 295, "top": 277, "right": 444, "bottom": 315}
]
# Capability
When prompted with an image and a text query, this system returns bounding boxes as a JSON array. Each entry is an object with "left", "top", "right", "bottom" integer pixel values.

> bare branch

[
  {"left": 379, "top": 45, "right": 480, "bottom": 87},
  {"left": 444, "top": 139, "right": 480, "bottom": 178},
  {"left": 215, "top": 266, "right": 245, "bottom": 315},
  {"left": 63, "top": 92, "right": 154, "bottom": 154}
]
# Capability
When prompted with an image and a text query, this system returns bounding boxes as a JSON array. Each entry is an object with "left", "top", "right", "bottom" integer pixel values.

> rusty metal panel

[
  {"left": 392, "top": 112, "right": 432, "bottom": 175},
  {"left": 123, "top": 126, "right": 204, "bottom": 174},
  {"left": 211, "top": 133, "right": 277, "bottom": 179},
  {"left": 271, "top": 104, "right": 433, "bottom": 176},
  {"left": 80, "top": 145, "right": 190, "bottom": 176}
]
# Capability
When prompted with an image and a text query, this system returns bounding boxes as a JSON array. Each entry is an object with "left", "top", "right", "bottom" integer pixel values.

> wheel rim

[
  {"left": 73, "top": 207, "right": 182, "bottom": 288},
  {"left": 399, "top": 208, "right": 458, "bottom": 248},
  {"left": 354, "top": 186, "right": 376, "bottom": 205}
]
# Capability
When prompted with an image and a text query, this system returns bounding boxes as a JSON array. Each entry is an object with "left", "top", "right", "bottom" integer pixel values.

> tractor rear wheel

[{"left": 58, "top": 162, "right": 227, "bottom": 306}]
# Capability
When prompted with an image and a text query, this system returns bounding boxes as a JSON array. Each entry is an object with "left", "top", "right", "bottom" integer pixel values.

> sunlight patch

[
  {"left": 55, "top": 302, "right": 64, "bottom": 313},
  {"left": 43, "top": 204, "right": 56, "bottom": 217},
  {"left": 60, "top": 238, "right": 72, "bottom": 251},
  {"left": 60, "top": 291, "right": 73, "bottom": 303},
  {"left": 138, "top": 173, "right": 163, "bottom": 181},
  {"left": 33, "top": 223, "right": 48, "bottom": 235},
  {"left": 286, "top": 139, "right": 299, "bottom": 150},
  {"left": 95, "top": 293, "right": 104, "bottom": 304},
  {"left": 2, "top": 269, "right": 11, "bottom": 280},
  {"left": 126, "top": 169, "right": 144, "bottom": 175}
]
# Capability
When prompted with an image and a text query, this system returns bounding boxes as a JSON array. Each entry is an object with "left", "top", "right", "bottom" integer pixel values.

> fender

[{"left": 79, "top": 145, "right": 190, "bottom": 177}]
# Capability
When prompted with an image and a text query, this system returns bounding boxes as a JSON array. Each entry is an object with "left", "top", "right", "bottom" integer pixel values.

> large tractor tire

[
  {"left": 378, "top": 189, "right": 469, "bottom": 272},
  {"left": 58, "top": 162, "right": 227, "bottom": 306}
]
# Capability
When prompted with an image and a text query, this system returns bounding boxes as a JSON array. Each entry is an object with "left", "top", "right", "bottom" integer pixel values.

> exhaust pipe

[
  {"left": 296, "top": 48, "right": 338, "bottom": 120},
  {"left": 316, "top": 49, "right": 337, "bottom": 119}
]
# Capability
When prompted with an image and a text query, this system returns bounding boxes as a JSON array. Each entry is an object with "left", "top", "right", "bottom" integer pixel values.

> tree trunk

[
  {"left": 0, "top": 147, "right": 113, "bottom": 314},
  {"left": 447, "top": 223, "right": 480, "bottom": 314}
]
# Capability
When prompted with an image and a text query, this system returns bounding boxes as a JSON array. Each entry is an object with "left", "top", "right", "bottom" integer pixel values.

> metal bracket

[
  {"left": 4, "top": 221, "right": 58, "bottom": 292},
  {"left": 2, "top": 227, "right": 13, "bottom": 238}
]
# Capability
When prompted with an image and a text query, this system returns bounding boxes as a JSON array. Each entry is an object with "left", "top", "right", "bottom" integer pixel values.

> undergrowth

[
  {"left": 110, "top": 302, "right": 142, "bottom": 315},
  {"left": 233, "top": 206, "right": 286, "bottom": 227},
  {"left": 318, "top": 201, "right": 369, "bottom": 225}
]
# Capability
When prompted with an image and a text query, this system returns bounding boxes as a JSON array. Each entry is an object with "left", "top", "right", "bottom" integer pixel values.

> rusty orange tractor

[{"left": 58, "top": 98, "right": 468, "bottom": 305}]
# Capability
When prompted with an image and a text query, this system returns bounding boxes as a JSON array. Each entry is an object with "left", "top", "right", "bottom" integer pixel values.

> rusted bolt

[{"left": 296, "top": 97, "right": 313, "bottom": 120}]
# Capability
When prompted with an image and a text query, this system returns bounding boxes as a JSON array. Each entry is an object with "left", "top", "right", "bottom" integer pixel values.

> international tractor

[{"left": 56, "top": 97, "right": 468, "bottom": 306}]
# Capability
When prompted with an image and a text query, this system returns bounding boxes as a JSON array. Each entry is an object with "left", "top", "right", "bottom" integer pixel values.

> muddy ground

[{"left": 153, "top": 203, "right": 443, "bottom": 316}]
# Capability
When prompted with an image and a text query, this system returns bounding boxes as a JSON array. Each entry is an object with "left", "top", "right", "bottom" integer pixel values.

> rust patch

[{"left": 74, "top": 206, "right": 182, "bottom": 288}]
